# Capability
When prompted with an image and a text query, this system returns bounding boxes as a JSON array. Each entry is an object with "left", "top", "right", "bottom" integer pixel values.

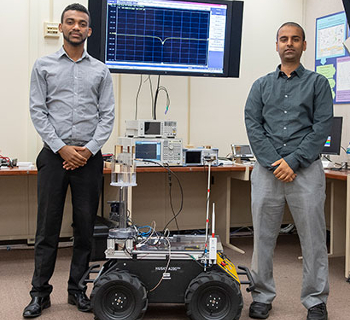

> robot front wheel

[
  {"left": 185, "top": 271, "right": 243, "bottom": 320},
  {"left": 91, "top": 270, "right": 148, "bottom": 320}
]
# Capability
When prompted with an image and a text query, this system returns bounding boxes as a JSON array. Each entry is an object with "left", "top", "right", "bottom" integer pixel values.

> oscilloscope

[{"left": 125, "top": 119, "right": 177, "bottom": 138}]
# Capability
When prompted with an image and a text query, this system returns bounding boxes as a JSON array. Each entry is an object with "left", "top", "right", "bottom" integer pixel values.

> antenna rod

[
  {"left": 205, "top": 162, "right": 212, "bottom": 246},
  {"left": 212, "top": 203, "right": 215, "bottom": 237}
]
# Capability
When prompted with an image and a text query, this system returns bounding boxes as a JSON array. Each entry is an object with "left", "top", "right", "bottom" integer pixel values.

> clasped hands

[
  {"left": 271, "top": 158, "right": 296, "bottom": 183},
  {"left": 58, "top": 145, "right": 92, "bottom": 170}
]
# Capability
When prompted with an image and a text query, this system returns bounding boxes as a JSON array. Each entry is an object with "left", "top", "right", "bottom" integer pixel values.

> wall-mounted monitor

[
  {"left": 321, "top": 116, "right": 343, "bottom": 155},
  {"left": 88, "top": 0, "right": 244, "bottom": 77}
]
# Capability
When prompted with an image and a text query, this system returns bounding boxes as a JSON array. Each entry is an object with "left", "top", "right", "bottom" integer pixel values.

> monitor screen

[
  {"left": 321, "top": 116, "right": 343, "bottom": 155},
  {"left": 135, "top": 140, "right": 161, "bottom": 160},
  {"left": 88, "top": 0, "right": 244, "bottom": 77},
  {"left": 185, "top": 150, "right": 202, "bottom": 164},
  {"left": 144, "top": 122, "right": 161, "bottom": 135},
  {"left": 231, "top": 144, "right": 253, "bottom": 158}
]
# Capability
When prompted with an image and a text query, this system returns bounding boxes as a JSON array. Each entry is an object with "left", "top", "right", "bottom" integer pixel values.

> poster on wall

[{"left": 315, "top": 11, "right": 349, "bottom": 103}]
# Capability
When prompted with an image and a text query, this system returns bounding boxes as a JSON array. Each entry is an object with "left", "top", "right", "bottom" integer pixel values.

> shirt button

[
  {"left": 284, "top": 127, "right": 287, "bottom": 130},
  {"left": 285, "top": 95, "right": 288, "bottom": 98},
  {"left": 283, "top": 144, "right": 286, "bottom": 146},
  {"left": 284, "top": 111, "right": 287, "bottom": 113}
]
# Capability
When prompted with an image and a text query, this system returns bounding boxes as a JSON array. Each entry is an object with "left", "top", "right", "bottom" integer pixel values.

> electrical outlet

[{"left": 44, "top": 22, "right": 60, "bottom": 38}]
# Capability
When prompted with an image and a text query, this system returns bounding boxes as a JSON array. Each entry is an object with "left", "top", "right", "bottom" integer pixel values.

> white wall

[
  {"left": 0, "top": 0, "right": 30, "bottom": 161},
  {"left": 0, "top": 0, "right": 313, "bottom": 163},
  {"left": 189, "top": 0, "right": 304, "bottom": 155},
  {"left": 303, "top": 0, "right": 350, "bottom": 164}
]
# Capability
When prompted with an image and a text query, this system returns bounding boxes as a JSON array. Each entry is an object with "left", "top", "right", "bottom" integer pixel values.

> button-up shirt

[
  {"left": 245, "top": 64, "right": 333, "bottom": 172},
  {"left": 30, "top": 47, "right": 115, "bottom": 155}
]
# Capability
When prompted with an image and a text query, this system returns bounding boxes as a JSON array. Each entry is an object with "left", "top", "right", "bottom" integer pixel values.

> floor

[{"left": 1, "top": 234, "right": 350, "bottom": 320}]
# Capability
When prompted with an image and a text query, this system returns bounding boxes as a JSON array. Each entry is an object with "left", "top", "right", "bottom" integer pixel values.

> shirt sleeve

[
  {"left": 283, "top": 75, "right": 333, "bottom": 172},
  {"left": 85, "top": 68, "right": 115, "bottom": 155},
  {"left": 244, "top": 79, "right": 282, "bottom": 170},
  {"left": 29, "top": 60, "right": 65, "bottom": 153}
]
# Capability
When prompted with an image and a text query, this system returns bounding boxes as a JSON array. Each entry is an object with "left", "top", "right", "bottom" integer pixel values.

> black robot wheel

[
  {"left": 185, "top": 270, "right": 243, "bottom": 320},
  {"left": 91, "top": 270, "right": 148, "bottom": 320}
]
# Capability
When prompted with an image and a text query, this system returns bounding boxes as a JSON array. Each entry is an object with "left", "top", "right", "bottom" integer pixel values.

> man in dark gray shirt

[
  {"left": 245, "top": 22, "right": 333, "bottom": 320},
  {"left": 23, "top": 3, "right": 115, "bottom": 318}
]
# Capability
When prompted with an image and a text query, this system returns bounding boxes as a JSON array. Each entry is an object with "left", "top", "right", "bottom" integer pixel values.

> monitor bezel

[
  {"left": 88, "top": 0, "right": 244, "bottom": 78},
  {"left": 321, "top": 116, "right": 343, "bottom": 156}
]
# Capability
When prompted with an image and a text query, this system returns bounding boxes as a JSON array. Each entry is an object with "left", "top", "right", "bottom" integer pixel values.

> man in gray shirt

[
  {"left": 23, "top": 3, "right": 115, "bottom": 318},
  {"left": 245, "top": 23, "right": 333, "bottom": 320}
]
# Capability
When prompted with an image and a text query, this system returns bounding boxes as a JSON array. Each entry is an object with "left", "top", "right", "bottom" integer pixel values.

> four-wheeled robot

[{"left": 80, "top": 138, "right": 255, "bottom": 320}]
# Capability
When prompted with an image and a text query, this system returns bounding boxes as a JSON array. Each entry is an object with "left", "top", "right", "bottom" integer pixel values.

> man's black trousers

[{"left": 30, "top": 147, "right": 103, "bottom": 297}]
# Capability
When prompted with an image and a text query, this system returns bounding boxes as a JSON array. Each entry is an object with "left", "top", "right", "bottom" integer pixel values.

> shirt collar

[
  {"left": 56, "top": 46, "right": 90, "bottom": 62},
  {"left": 275, "top": 63, "right": 305, "bottom": 78}
]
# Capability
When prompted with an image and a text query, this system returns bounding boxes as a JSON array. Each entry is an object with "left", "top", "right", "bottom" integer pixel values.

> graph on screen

[
  {"left": 105, "top": 0, "right": 227, "bottom": 74},
  {"left": 107, "top": 6, "right": 210, "bottom": 65}
]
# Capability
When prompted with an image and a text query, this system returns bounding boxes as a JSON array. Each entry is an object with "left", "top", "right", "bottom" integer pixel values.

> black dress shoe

[
  {"left": 307, "top": 303, "right": 328, "bottom": 320},
  {"left": 23, "top": 296, "right": 51, "bottom": 318},
  {"left": 249, "top": 301, "right": 272, "bottom": 319},
  {"left": 68, "top": 291, "right": 91, "bottom": 312}
]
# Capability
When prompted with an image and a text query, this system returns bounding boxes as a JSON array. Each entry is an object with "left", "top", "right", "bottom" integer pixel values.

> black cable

[
  {"left": 138, "top": 159, "right": 183, "bottom": 232},
  {"left": 123, "top": 243, "right": 133, "bottom": 258},
  {"left": 126, "top": 209, "right": 133, "bottom": 226},
  {"left": 153, "top": 75, "right": 161, "bottom": 120},
  {"left": 162, "top": 165, "right": 183, "bottom": 233},
  {"left": 165, "top": 163, "right": 180, "bottom": 232},
  {"left": 151, "top": 75, "right": 171, "bottom": 118},
  {"left": 184, "top": 253, "right": 206, "bottom": 268},
  {"left": 323, "top": 155, "right": 331, "bottom": 162}
]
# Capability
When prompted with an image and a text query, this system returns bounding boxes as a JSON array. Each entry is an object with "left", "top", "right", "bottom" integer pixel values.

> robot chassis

[{"left": 79, "top": 139, "right": 255, "bottom": 320}]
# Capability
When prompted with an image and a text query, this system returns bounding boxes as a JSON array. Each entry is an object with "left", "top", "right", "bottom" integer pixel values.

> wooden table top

[{"left": 1, "top": 165, "right": 348, "bottom": 181}]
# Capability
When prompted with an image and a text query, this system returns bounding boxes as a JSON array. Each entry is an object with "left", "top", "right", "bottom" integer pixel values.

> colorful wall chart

[{"left": 315, "top": 11, "right": 349, "bottom": 103}]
